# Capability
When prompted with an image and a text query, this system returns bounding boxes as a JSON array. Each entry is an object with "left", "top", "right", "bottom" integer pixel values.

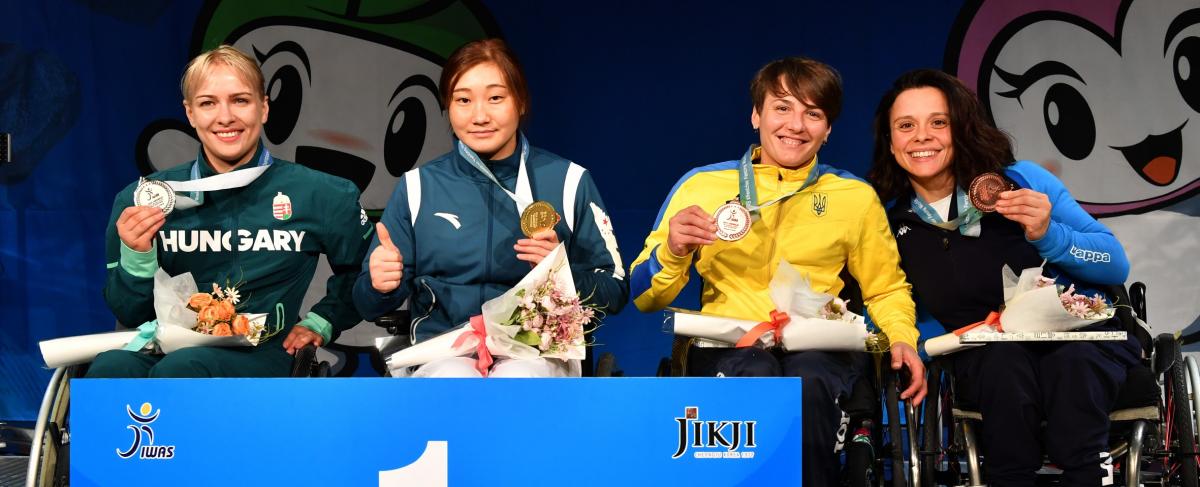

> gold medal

[{"left": 520, "top": 201, "right": 560, "bottom": 237}]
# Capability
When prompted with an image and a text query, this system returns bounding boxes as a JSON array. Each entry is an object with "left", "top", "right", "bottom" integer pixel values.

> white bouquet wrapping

[
  {"left": 39, "top": 269, "right": 269, "bottom": 368},
  {"left": 923, "top": 264, "right": 1115, "bottom": 357},
  {"left": 999, "top": 265, "right": 1114, "bottom": 332},
  {"left": 385, "top": 244, "right": 587, "bottom": 376},
  {"left": 671, "top": 262, "right": 877, "bottom": 352}
]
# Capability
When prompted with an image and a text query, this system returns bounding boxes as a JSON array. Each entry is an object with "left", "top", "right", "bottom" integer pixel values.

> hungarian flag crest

[{"left": 272, "top": 192, "right": 293, "bottom": 221}]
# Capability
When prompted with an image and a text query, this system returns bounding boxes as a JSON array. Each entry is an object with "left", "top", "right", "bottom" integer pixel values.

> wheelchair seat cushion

[{"left": 1111, "top": 364, "right": 1158, "bottom": 412}]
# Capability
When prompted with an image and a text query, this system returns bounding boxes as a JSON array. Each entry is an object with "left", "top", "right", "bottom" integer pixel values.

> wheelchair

[
  {"left": 22, "top": 343, "right": 326, "bottom": 487},
  {"left": 657, "top": 272, "right": 922, "bottom": 487},
  {"left": 908, "top": 282, "right": 1200, "bottom": 487}
]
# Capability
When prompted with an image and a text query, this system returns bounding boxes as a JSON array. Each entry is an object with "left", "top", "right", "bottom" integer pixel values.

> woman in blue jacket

[
  {"left": 352, "top": 39, "right": 628, "bottom": 377},
  {"left": 869, "top": 69, "right": 1136, "bottom": 486}
]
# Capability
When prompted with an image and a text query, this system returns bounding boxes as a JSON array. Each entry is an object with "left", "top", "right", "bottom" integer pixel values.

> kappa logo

[
  {"left": 811, "top": 193, "right": 828, "bottom": 217},
  {"left": 360, "top": 208, "right": 369, "bottom": 226},
  {"left": 672, "top": 406, "right": 758, "bottom": 459},
  {"left": 1070, "top": 245, "right": 1112, "bottom": 263},
  {"left": 116, "top": 402, "right": 175, "bottom": 460},
  {"left": 433, "top": 213, "right": 462, "bottom": 229},
  {"left": 896, "top": 225, "right": 911, "bottom": 237}
]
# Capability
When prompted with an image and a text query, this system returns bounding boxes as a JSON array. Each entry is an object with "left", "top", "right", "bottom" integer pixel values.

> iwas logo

[
  {"left": 672, "top": 406, "right": 757, "bottom": 459},
  {"left": 116, "top": 402, "right": 175, "bottom": 460}
]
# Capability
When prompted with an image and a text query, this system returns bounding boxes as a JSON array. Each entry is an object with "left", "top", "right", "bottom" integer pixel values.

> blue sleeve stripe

[
  {"left": 651, "top": 160, "right": 738, "bottom": 228},
  {"left": 630, "top": 245, "right": 664, "bottom": 299},
  {"left": 817, "top": 163, "right": 869, "bottom": 185}
]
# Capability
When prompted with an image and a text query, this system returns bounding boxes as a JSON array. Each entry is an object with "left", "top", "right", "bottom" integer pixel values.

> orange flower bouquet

[
  {"left": 40, "top": 270, "right": 280, "bottom": 368},
  {"left": 184, "top": 282, "right": 277, "bottom": 343}
]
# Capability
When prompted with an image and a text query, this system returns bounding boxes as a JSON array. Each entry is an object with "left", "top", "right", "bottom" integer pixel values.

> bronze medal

[
  {"left": 968, "top": 172, "right": 1013, "bottom": 212},
  {"left": 713, "top": 203, "right": 752, "bottom": 241},
  {"left": 520, "top": 201, "right": 560, "bottom": 237}
]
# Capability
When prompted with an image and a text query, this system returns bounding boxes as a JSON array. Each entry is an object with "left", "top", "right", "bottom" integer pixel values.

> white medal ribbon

[
  {"left": 168, "top": 165, "right": 270, "bottom": 209},
  {"left": 139, "top": 147, "right": 273, "bottom": 210},
  {"left": 457, "top": 134, "right": 533, "bottom": 214}
]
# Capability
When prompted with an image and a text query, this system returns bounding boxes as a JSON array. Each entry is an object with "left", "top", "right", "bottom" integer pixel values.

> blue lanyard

[
  {"left": 735, "top": 144, "right": 821, "bottom": 215},
  {"left": 910, "top": 186, "right": 982, "bottom": 237},
  {"left": 456, "top": 133, "right": 533, "bottom": 214}
]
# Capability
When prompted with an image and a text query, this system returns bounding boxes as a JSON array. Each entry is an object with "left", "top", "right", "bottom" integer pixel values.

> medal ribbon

[
  {"left": 148, "top": 147, "right": 274, "bottom": 210},
  {"left": 910, "top": 186, "right": 983, "bottom": 237},
  {"left": 736, "top": 144, "right": 822, "bottom": 215},
  {"left": 457, "top": 133, "right": 533, "bottom": 214}
]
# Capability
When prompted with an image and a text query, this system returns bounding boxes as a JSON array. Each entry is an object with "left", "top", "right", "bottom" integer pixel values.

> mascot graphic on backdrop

[
  {"left": 135, "top": 0, "right": 499, "bottom": 373},
  {"left": 947, "top": 0, "right": 1200, "bottom": 342}
]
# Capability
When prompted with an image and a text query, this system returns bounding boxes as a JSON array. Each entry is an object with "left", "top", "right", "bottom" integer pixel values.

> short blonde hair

[{"left": 180, "top": 45, "right": 265, "bottom": 102}]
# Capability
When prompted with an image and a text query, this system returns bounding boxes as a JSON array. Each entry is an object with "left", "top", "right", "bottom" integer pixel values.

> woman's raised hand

[{"left": 369, "top": 222, "right": 404, "bottom": 293}]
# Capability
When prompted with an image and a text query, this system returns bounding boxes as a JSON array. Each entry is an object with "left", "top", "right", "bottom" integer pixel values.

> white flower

[{"left": 225, "top": 287, "right": 241, "bottom": 305}]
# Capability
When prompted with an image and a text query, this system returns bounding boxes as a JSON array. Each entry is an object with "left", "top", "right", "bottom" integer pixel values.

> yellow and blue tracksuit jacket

[{"left": 630, "top": 157, "right": 919, "bottom": 349}]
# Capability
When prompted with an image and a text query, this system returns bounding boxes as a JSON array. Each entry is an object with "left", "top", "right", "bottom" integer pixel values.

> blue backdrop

[
  {"left": 0, "top": 0, "right": 959, "bottom": 421},
  {"left": 14, "top": 0, "right": 1194, "bottom": 423}
]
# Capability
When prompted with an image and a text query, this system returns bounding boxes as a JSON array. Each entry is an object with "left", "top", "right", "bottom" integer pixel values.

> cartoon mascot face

[
  {"left": 138, "top": 0, "right": 499, "bottom": 210},
  {"left": 949, "top": 0, "right": 1200, "bottom": 336},
  {"left": 134, "top": 1, "right": 499, "bottom": 369}
]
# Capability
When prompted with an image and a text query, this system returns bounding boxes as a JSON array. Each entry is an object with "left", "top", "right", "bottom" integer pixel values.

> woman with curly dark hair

[{"left": 869, "top": 69, "right": 1136, "bottom": 486}]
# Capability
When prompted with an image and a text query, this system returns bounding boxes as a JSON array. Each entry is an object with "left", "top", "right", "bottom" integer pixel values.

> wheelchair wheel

[
  {"left": 919, "top": 362, "right": 942, "bottom": 487},
  {"left": 1167, "top": 338, "right": 1199, "bottom": 487},
  {"left": 1187, "top": 356, "right": 1200, "bottom": 449},
  {"left": 29, "top": 366, "right": 72, "bottom": 487},
  {"left": 882, "top": 367, "right": 909, "bottom": 487}
]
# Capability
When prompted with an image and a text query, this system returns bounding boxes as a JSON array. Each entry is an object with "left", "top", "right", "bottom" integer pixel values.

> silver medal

[
  {"left": 133, "top": 178, "right": 176, "bottom": 215},
  {"left": 713, "top": 203, "right": 751, "bottom": 241}
]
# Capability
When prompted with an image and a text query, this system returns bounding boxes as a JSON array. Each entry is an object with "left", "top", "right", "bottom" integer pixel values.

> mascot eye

[
  {"left": 384, "top": 97, "right": 427, "bottom": 177},
  {"left": 1175, "top": 36, "right": 1200, "bottom": 113},
  {"left": 263, "top": 65, "right": 303, "bottom": 144},
  {"left": 1042, "top": 83, "right": 1095, "bottom": 160}
]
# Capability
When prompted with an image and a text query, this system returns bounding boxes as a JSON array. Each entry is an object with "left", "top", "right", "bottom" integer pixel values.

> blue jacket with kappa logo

[
  {"left": 352, "top": 144, "right": 629, "bottom": 342},
  {"left": 887, "top": 160, "right": 1136, "bottom": 360}
]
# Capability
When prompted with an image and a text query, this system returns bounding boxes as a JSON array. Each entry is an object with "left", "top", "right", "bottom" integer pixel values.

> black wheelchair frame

[{"left": 909, "top": 282, "right": 1200, "bottom": 487}]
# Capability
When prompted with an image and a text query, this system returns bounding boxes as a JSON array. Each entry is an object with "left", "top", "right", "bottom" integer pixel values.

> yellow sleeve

[
  {"left": 848, "top": 194, "right": 919, "bottom": 349},
  {"left": 629, "top": 177, "right": 701, "bottom": 312}
]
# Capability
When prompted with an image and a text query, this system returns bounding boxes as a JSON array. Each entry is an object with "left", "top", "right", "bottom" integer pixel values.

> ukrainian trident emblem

[{"left": 811, "top": 193, "right": 828, "bottom": 217}]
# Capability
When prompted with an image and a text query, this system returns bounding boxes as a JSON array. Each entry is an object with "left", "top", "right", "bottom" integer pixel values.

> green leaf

[{"left": 514, "top": 330, "right": 541, "bottom": 346}]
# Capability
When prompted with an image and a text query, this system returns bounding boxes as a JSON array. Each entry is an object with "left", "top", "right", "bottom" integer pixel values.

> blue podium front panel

[{"left": 72, "top": 378, "right": 801, "bottom": 486}]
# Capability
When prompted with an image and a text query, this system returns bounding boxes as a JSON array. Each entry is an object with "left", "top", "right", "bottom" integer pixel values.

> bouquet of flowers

[
  {"left": 39, "top": 269, "right": 275, "bottom": 367},
  {"left": 503, "top": 273, "right": 593, "bottom": 358},
  {"left": 998, "top": 265, "right": 1114, "bottom": 332},
  {"left": 184, "top": 282, "right": 278, "bottom": 344},
  {"left": 670, "top": 262, "right": 887, "bottom": 352},
  {"left": 924, "top": 264, "right": 1116, "bottom": 357},
  {"left": 1034, "top": 276, "right": 1111, "bottom": 320},
  {"left": 385, "top": 244, "right": 590, "bottom": 376}
]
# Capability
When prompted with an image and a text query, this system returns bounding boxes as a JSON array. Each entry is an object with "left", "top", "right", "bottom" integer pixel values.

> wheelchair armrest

[
  {"left": 290, "top": 344, "right": 318, "bottom": 377},
  {"left": 374, "top": 309, "right": 412, "bottom": 337}
]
